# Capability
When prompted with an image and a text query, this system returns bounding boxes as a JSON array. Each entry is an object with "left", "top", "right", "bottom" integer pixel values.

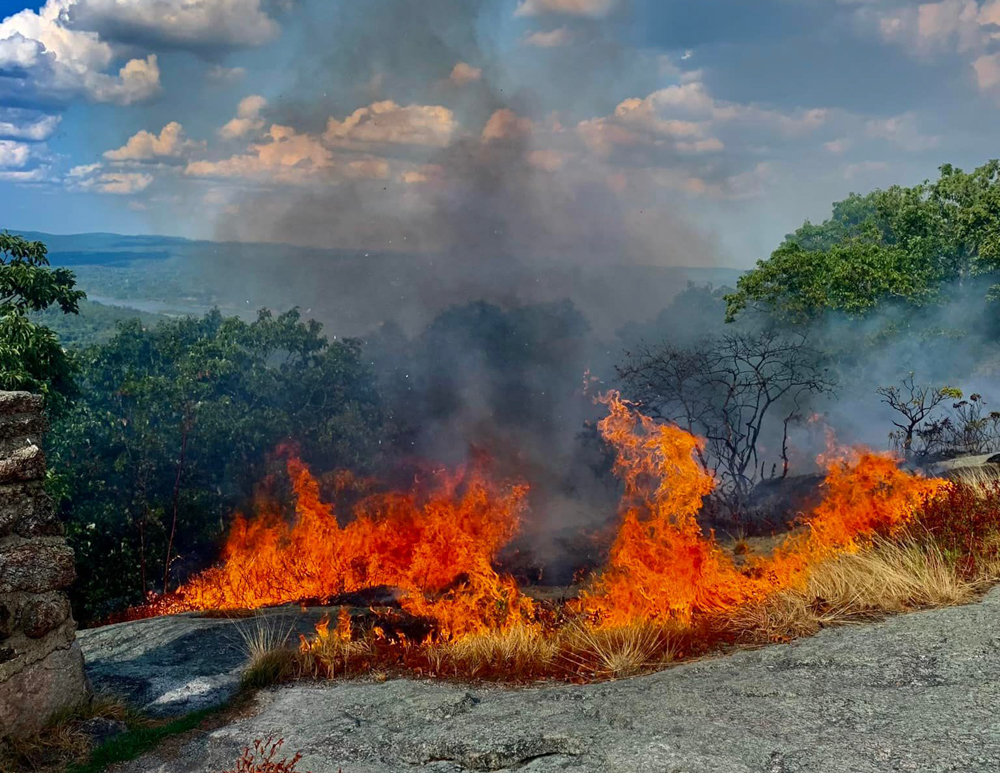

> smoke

[{"left": 186, "top": 0, "right": 730, "bottom": 580}]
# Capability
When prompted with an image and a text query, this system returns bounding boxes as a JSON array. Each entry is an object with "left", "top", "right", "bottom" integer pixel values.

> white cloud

[
  {"left": 0, "top": 112, "right": 61, "bottom": 141},
  {"left": 207, "top": 64, "right": 246, "bottom": 83},
  {"left": 577, "top": 79, "right": 828, "bottom": 158},
  {"left": 68, "top": 162, "right": 102, "bottom": 177},
  {"left": 324, "top": 101, "right": 456, "bottom": 149},
  {"left": 0, "top": 140, "right": 31, "bottom": 168},
  {"left": 449, "top": 62, "right": 482, "bottom": 85},
  {"left": 67, "top": 0, "right": 280, "bottom": 50},
  {"left": 825, "top": 138, "right": 852, "bottom": 153},
  {"left": 105, "top": 121, "right": 201, "bottom": 161},
  {"left": 481, "top": 108, "right": 535, "bottom": 143},
  {"left": 515, "top": 0, "right": 617, "bottom": 17},
  {"left": 0, "top": 167, "right": 51, "bottom": 183},
  {"left": 69, "top": 162, "right": 153, "bottom": 193},
  {"left": 866, "top": 113, "right": 940, "bottom": 151},
  {"left": 523, "top": 27, "right": 573, "bottom": 47},
  {"left": 973, "top": 52, "right": 1000, "bottom": 91},
  {"left": 94, "top": 171, "right": 153, "bottom": 193},
  {"left": 219, "top": 95, "right": 267, "bottom": 140},
  {"left": 0, "top": 2, "right": 161, "bottom": 105}
]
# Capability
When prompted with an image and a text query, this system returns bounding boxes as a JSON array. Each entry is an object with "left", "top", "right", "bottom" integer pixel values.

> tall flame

[
  {"left": 579, "top": 392, "right": 947, "bottom": 627},
  {"left": 175, "top": 455, "right": 532, "bottom": 638},
  {"left": 161, "top": 391, "right": 945, "bottom": 645}
]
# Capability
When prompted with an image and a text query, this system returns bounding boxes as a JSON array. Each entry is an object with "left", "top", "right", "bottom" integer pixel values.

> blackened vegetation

[{"left": 618, "top": 330, "right": 834, "bottom": 528}]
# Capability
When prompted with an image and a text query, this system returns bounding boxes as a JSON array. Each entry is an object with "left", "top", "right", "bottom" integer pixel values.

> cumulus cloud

[
  {"left": 523, "top": 27, "right": 573, "bottom": 47},
  {"left": 67, "top": 0, "right": 280, "bottom": 51},
  {"left": 105, "top": 121, "right": 201, "bottom": 161},
  {"left": 186, "top": 125, "right": 333, "bottom": 184},
  {"left": 0, "top": 111, "right": 60, "bottom": 141},
  {"left": 0, "top": 2, "right": 161, "bottom": 105},
  {"left": 68, "top": 162, "right": 153, "bottom": 193},
  {"left": 481, "top": 108, "right": 535, "bottom": 143},
  {"left": 973, "top": 52, "right": 1000, "bottom": 91},
  {"left": 449, "top": 62, "right": 482, "bottom": 85},
  {"left": 514, "top": 0, "right": 617, "bottom": 17},
  {"left": 219, "top": 95, "right": 267, "bottom": 140},
  {"left": 187, "top": 124, "right": 397, "bottom": 186},
  {"left": 323, "top": 101, "right": 456, "bottom": 149},
  {"left": 0, "top": 140, "right": 31, "bottom": 169},
  {"left": 577, "top": 79, "right": 828, "bottom": 158}
]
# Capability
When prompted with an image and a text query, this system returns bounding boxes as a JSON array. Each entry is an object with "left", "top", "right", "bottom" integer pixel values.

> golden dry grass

[
  {"left": 232, "top": 613, "right": 300, "bottom": 690},
  {"left": 728, "top": 537, "right": 977, "bottom": 643},
  {"left": 557, "top": 620, "right": 681, "bottom": 679},
  {"left": 948, "top": 464, "right": 1000, "bottom": 494},
  {"left": 426, "top": 624, "right": 557, "bottom": 678}
]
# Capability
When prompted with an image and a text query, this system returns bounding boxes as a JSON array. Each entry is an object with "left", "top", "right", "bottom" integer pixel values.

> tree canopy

[
  {"left": 0, "top": 231, "right": 85, "bottom": 403},
  {"left": 51, "top": 308, "right": 386, "bottom": 620},
  {"left": 724, "top": 161, "right": 1000, "bottom": 324}
]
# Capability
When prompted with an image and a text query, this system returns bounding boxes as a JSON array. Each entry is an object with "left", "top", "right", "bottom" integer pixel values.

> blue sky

[{"left": 1, "top": 0, "right": 999, "bottom": 267}]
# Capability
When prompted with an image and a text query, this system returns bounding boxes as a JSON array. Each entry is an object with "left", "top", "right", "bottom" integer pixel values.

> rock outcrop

[
  {"left": 0, "top": 392, "right": 89, "bottom": 738},
  {"left": 87, "top": 588, "right": 1000, "bottom": 773}
]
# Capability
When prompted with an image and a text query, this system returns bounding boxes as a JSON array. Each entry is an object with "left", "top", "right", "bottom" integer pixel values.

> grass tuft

[
  {"left": 426, "top": 624, "right": 557, "bottom": 678},
  {"left": 728, "top": 537, "right": 976, "bottom": 643},
  {"left": 558, "top": 620, "right": 680, "bottom": 679},
  {"left": 232, "top": 612, "right": 299, "bottom": 691}
]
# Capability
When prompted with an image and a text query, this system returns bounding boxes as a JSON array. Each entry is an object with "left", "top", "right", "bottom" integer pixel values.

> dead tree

[
  {"left": 618, "top": 330, "right": 834, "bottom": 521},
  {"left": 876, "top": 373, "right": 959, "bottom": 459}
]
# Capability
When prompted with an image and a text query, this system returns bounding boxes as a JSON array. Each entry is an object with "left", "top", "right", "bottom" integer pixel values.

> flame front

[
  {"left": 579, "top": 392, "right": 948, "bottom": 627},
  {"left": 160, "top": 391, "right": 945, "bottom": 647},
  {"left": 175, "top": 454, "right": 532, "bottom": 639}
]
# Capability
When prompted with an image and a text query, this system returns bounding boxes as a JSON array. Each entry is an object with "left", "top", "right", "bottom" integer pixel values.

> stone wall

[{"left": 0, "top": 391, "right": 88, "bottom": 738}]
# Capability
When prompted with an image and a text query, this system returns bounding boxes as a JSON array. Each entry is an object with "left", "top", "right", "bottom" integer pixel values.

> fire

[
  {"left": 577, "top": 392, "right": 946, "bottom": 627},
  {"left": 173, "top": 453, "right": 532, "bottom": 639},
  {"left": 153, "top": 391, "right": 944, "bottom": 655},
  {"left": 578, "top": 392, "right": 747, "bottom": 626}
]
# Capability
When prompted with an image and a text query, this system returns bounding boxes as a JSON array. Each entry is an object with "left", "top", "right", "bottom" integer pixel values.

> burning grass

[{"left": 132, "top": 392, "right": 1000, "bottom": 686}]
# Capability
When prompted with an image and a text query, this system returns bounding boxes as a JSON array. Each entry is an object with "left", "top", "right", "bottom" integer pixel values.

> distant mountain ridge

[{"left": 11, "top": 230, "right": 745, "bottom": 336}]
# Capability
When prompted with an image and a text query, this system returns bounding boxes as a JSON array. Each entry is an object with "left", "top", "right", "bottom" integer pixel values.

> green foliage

[
  {"left": 725, "top": 160, "right": 1000, "bottom": 323},
  {"left": 0, "top": 231, "right": 85, "bottom": 404},
  {"left": 30, "top": 298, "right": 168, "bottom": 348},
  {"left": 65, "top": 706, "right": 220, "bottom": 773},
  {"left": 50, "top": 308, "right": 386, "bottom": 622}
]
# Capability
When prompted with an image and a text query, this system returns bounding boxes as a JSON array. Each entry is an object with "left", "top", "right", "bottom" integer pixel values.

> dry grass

[
  {"left": 0, "top": 696, "right": 139, "bottom": 773},
  {"left": 947, "top": 464, "right": 1000, "bottom": 492},
  {"left": 558, "top": 620, "right": 681, "bottom": 679},
  {"left": 296, "top": 628, "right": 370, "bottom": 680},
  {"left": 728, "top": 537, "right": 977, "bottom": 643},
  {"left": 233, "top": 613, "right": 300, "bottom": 691},
  {"left": 426, "top": 624, "right": 558, "bottom": 678}
]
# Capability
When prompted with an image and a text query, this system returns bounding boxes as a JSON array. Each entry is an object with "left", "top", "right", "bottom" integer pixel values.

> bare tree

[
  {"left": 877, "top": 373, "right": 960, "bottom": 459},
  {"left": 618, "top": 330, "right": 835, "bottom": 520}
]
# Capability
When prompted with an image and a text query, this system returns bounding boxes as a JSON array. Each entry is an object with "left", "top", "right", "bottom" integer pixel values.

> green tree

[
  {"left": 49, "top": 308, "right": 386, "bottom": 621},
  {"left": 0, "top": 231, "right": 85, "bottom": 403},
  {"left": 724, "top": 161, "right": 1000, "bottom": 324}
]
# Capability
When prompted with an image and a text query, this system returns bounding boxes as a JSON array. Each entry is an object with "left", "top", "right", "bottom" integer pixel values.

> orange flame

[
  {"left": 579, "top": 392, "right": 947, "bottom": 626},
  {"left": 159, "top": 391, "right": 944, "bottom": 646},
  {"left": 173, "top": 455, "right": 532, "bottom": 639}
]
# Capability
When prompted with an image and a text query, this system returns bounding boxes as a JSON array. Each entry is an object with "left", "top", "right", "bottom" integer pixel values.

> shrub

[
  {"left": 220, "top": 738, "right": 312, "bottom": 773},
  {"left": 914, "top": 477, "right": 1000, "bottom": 580}
]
